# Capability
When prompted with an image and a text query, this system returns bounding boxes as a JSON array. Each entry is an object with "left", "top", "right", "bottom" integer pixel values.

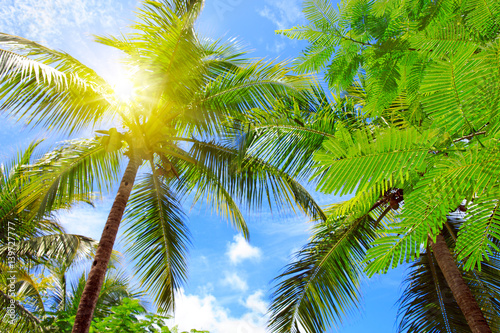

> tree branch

[{"left": 453, "top": 131, "right": 486, "bottom": 143}]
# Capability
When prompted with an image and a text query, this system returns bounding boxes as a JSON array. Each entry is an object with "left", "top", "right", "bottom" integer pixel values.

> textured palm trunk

[
  {"left": 429, "top": 234, "right": 491, "bottom": 333},
  {"left": 72, "top": 155, "right": 141, "bottom": 333}
]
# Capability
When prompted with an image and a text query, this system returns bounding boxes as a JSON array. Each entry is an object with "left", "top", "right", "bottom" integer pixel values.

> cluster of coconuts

[{"left": 155, "top": 155, "right": 179, "bottom": 179}]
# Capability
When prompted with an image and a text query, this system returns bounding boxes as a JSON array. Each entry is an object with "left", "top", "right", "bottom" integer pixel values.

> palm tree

[
  {"left": 397, "top": 217, "right": 500, "bottom": 333},
  {"left": 0, "top": 144, "right": 101, "bottom": 332},
  {"left": 259, "top": 0, "right": 500, "bottom": 332},
  {"left": 0, "top": 1, "right": 324, "bottom": 331},
  {"left": 237, "top": 80, "right": 500, "bottom": 332}
]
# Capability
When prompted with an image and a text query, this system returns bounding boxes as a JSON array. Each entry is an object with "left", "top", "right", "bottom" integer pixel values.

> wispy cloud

[
  {"left": 221, "top": 272, "right": 248, "bottom": 292},
  {"left": 258, "top": 0, "right": 304, "bottom": 31},
  {"left": 257, "top": 0, "right": 305, "bottom": 53},
  {"left": 56, "top": 203, "right": 111, "bottom": 241},
  {"left": 226, "top": 234, "right": 262, "bottom": 265},
  {"left": 0, "top": 0, "right": 130, "bottom": 46},
  {"left": 169, "top": 288, "right": 267, "bottom": 333}
]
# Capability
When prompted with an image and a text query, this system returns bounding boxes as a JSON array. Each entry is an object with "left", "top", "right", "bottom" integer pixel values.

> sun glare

[
  {"left": 106, "top": 65, "right": 137, "bottom": 103},
  {"left": 112, "top": 78, "right": 135, "bottom": 102}
]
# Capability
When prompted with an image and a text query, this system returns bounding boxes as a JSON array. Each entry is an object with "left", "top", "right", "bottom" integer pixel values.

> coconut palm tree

[
  {"left": 0, "top": 144, "right": 100, "bottom": 332},
  {"left": 0, "top": 1, "right": 324, "bottom": 331}
]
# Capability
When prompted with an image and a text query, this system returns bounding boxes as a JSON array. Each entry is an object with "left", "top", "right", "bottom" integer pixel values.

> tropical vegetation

[
  {"left": 2, "top": 0, "right": 500, "bottom": 332},
  {"left": 0, "top": 0, "right": 324, "bottom": 332},
  {"left": 0, "top": 144, "right": 97, "bottom": 332},
  {"left": 0, "top": 145, "right": 209, "bottom": 332},
  {"left": 235, "top": 0, "right": 500, "bottom": 332}
]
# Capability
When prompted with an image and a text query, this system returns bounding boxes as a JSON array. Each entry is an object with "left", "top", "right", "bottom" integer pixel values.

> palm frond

[
  {"left": 0, "top": 290, "right": 43, "bottom": 333},
  {"left": 0, "top": 33, "right": 113, "bottom": 135},
  {"left": 397, "top": 249, "right": 468, "bottom": 333},
  {"left": 177, "top": 138, "right": 326, "bottom": 226},
  {"left": 21, "top": 138, "right": 122, "bottom": 217},
  {"left": 66, "top": 269, "right": 144, "bottom": 318},
  {"left": 0, "top": 234, "right": 96, "bottom": 266},
  {"left": 269, "top": 215, "right": 377, "bottom": 333},
  {"left": 123, "top": 173, "right": 189, "bottom": 312}
]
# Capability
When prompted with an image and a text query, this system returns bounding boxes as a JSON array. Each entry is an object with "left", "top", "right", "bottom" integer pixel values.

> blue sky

[{"left": 1, "top": 1, "right": 406, "bottom": 332}]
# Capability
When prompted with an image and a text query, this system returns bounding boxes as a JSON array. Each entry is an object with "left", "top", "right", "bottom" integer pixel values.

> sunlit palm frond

[
  {"left": 186, "top": 59, "right": 312, "bottom": 136},
  {"left": 21, "top": 138, "right": 122, "bottom": 217},
  {"left": 123, "top": 173, "right": 189, "bottom": 312},
  {"left": 0, "top": 34, "right": 113, "bottom": 135}
]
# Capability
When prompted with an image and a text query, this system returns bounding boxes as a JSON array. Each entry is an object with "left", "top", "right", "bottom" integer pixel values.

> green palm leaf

[
  {"left": 21, "top": 138, "right": 122, "bottom": 216},
  {"left": 123, "top": 173, "right": 189, "bottom": 312},
  {"left": 269, "top": 215, "right": 377, "bottom": 333},
  {"left": 0, "top": 34, "right": 113, "bottom": 135},
  {"left": 181, "top": 138, "right": 326, "bottom": 223},
  {"left": 0, "top": 290, "right": 43, "bottom": 333}
]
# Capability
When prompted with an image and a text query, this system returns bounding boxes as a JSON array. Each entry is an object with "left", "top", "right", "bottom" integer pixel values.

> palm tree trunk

[
  {"left": 72, "top": 155, "right": 141, "bottom": 333},
  {"left": 429, "top": 234, "right": 491, "bottom": 333}
]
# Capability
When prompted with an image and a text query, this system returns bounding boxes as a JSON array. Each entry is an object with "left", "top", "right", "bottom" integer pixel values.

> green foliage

[
  {"left": 258, "top": 0, "right": 500, "bottom": 331},
  {"left": 269, "top": 214, "right": 378, "bottom": 333},
  {"left": 90, "top": 298, "right": 168, "bottom": 333},
  {"left": 123, "top": 174, "right": 189, "bottom": 313},
  {"left": 42, "top": 297, "right": 209, "bottom": 333},
  {"left": 0, "top": 0, "right": 324, "bottom": 318},
  {"left": 282, "top": 0, "right": 500, "bottom": 276},
  {"left": 0, "top": 145, "right": 99, "bottom": 333}
]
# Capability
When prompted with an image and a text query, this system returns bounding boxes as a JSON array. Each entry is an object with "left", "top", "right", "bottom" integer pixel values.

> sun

[
  {"left": 106, "top": 64, "right": 137, "bottom": 103},
  {"left": 112, "top": 78, "right": 135, "bottom": 102}
]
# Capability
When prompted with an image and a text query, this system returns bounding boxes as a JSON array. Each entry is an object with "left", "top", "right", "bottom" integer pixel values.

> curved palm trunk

[
  {"left": 72, "top": 155, "right": 141, "bottom": 333},
  {"left": 429, "top": 234, "right": 491, "bottom": 333}
]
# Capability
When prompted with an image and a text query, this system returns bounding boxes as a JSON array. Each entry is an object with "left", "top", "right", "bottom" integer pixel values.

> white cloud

[
  {"left": 266, "top": 40, "right": 287, "bottom": 53},
  {"left": 56, "top": 204, "right": 111, "bottom": 241},
  {"left": 257, "top": 0, "right": 305, "bottom": 54},
  {"left": 0, "top": 0, "right": 127, "bottom": 46},
  {"left": 258, "top": 0, "right": 304, "bottom": 30},
  {"left": 169, "top": 289, "right": 267, "bottom": 333},
  {"left": 221, "top": 272, "right": 248, "bottom": 292},
  {"left": 226, "top": 234, "right": 262, "bottom": 265},
  {"left": 243, "top": 290, "right": 268, "bottom": 315}
]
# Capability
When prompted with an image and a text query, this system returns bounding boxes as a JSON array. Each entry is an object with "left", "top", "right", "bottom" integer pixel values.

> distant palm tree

[
  {"left": 0, "top": 1, "right": 324, "bottom": 331},
  {"left": 0, "top": 144, "right": 99, "bottom": 332},
  {"left": 1, "top": 258, "right": 140, "bottom": 333}
]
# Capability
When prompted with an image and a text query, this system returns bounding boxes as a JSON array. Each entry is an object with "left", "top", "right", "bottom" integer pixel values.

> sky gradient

[{"left": 0, "top": 1, "right": 406, "bottom": 332}]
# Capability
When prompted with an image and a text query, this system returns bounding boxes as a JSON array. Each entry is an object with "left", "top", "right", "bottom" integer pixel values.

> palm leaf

[
  {"left": 123, "top": 173, "right": 189, "bottom": 312},
  {"left": 178, "top": 138, "right": 326, "bottom": 225},
  {"left": 269, "top": 215, "right": 377, "bottom": 333},
  {"left": 0, "top": 33, "right": 113, "bottom": 135},
  {"left": 21, "top": 138, "right": 122, "bottom": 217},
  {"left": 0, "top": 290, "right": 43, "bottom": 333}
]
